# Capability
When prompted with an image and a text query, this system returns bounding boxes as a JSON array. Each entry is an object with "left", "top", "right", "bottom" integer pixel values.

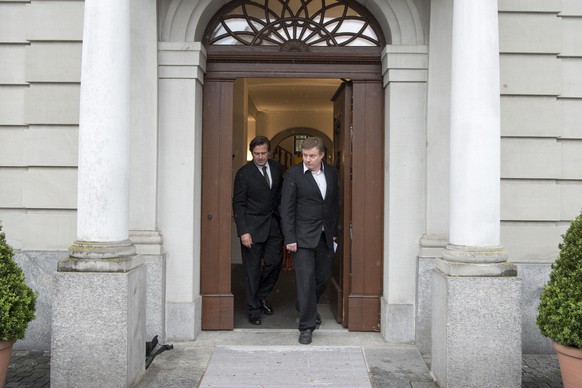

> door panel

[
  {"left": 348, "top": 81, "right": 383, "bottom": 331},
  {"left": 330, "top": 80, "right": 383, "bottom": 332},
  {"left": 201, "top": 80, "right": 234, "bottom": 330},
  {"left": 330, "top": 82, "right": 353, "bottom": 326}
]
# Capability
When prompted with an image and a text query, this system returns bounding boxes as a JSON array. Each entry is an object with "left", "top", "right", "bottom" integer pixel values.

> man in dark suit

[
  {"left": 233, "top": 136, "right": 283, "bottom": 325},
  {"left": 280, "top": 136, "right": 339, "bottom": 344}
]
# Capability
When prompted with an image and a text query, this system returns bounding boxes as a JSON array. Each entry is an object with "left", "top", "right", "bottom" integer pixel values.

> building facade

[{"left": 1, "top": 0, "right": 581, "bottom": 386}]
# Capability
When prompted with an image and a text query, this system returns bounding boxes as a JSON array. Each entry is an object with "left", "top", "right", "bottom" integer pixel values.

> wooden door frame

[{"left": 200, "top": 51, "right": 384, "bottom": 331}]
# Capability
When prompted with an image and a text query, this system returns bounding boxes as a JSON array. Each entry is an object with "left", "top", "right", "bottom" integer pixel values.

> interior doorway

[{"left": 230, "top": 78, "right": 342, "bottom": 329}]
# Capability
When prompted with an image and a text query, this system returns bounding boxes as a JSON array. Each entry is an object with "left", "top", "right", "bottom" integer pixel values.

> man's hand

[
  {"left": 241, "top": 233, "right": 253, "bottom": 248},
  {"left": 286, "top": 242, "right": 297, "bottom": 252}
]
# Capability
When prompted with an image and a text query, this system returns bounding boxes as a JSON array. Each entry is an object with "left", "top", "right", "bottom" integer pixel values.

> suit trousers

[
  {"left": 240, "top": 218, "right": 283, "bottom": 315},
  {"left": 293, "top": 232, "right": 334, "bottom": 331}
]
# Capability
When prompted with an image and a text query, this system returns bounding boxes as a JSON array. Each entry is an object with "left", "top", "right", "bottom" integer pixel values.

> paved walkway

[
  {"left": 200, "top": 346, "right": 372, "bottom": 387},
  {"left": 6, "top": 331, "right": 563, "bottom": 388}
]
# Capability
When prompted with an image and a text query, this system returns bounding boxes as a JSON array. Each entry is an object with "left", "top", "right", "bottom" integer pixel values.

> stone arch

[{"left": 160, "top": 0, "right": 425, "bottom": 45}]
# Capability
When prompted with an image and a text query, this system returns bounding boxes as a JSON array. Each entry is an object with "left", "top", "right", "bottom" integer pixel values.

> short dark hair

[
  {"left": 301, "top": 136, "right": 324, "bottom": 153},
  {"left": 249, "top": 136, "right": 271, "bottom": 152}
]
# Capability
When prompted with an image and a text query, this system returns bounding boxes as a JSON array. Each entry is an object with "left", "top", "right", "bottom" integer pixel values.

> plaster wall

[
  {"left": 499, "top": 1, "right": 582, "bottom": 264},
  {"left": 0, "top": 1, "right": 82, "bottom": 251}
]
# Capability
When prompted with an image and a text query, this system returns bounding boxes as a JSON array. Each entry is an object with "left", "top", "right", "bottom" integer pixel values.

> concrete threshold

[{"left": 136, "top": 329, "right": 437, "bottom": 388}]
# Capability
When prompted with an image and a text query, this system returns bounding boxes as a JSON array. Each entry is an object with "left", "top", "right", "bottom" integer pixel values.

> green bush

[
  {"left": 0, "top": 223, "right": 37, "bottom": 342},
  {"left": 536, "top": 210, "right": 582, "bottom": 349}
]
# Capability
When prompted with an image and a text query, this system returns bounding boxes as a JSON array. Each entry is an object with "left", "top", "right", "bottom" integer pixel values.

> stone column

[
  {"left": 431, "top": 1, "right": 522, "bottom": 387},
  {"left": 51, "top": 0, "right": 146, "bottom": 387}
]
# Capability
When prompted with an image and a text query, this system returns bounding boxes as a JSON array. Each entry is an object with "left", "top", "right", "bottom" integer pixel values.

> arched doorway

[
  {"left": 271, "top": 128, "right": 333, "bottom": 158},
  {"left": 199, "top": 0, "right": 384, "bottom": 331},
  {"left": 271, "top": 128, "right": 333, "bottom": 172}
]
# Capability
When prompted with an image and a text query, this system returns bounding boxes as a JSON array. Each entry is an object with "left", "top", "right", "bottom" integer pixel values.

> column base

[
  {"left": 439, "top": 244, "right": 516, "bottom": 276},
  {"left": 60, "top": 240, "right": 142, "bottom": 272},
  {"left": 69, "top": 239, "right": 136, "bottom": 259},
  {"left": 380, "top": 298, "right": 415, "bottom": 343},
  {"left": 431, "top": 268, "right": 522, "bottom": 387},
  {"left": 51, "top": 263, "right": 146, "bottom": 387},
  {"left": 166, "top": 297, "right": 202, "bottom": 341}
]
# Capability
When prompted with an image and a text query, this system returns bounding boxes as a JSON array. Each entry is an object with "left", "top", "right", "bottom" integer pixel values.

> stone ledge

[
  {"left": 436, "top": 259, "right": 518, "bottom": 277},
  {"left": 442, "top": 244, "right": 509, "bottom": 263}
]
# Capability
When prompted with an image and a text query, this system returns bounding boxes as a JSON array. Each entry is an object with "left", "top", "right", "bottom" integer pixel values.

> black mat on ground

[{"left": 232, "top": 264, "right": 331, "bottom": 329}]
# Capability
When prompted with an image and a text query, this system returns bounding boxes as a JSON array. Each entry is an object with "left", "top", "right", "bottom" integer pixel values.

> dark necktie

[{"left": 262, "top": 166, "right": 270, "bottom": 188}]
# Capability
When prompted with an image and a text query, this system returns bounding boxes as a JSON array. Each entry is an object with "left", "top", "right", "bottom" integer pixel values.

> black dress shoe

[
  {"left": 248, "top": 314, "right": 262, "bottom": 325},
  {"left": 259, "top": 299, "right": 274, "bottom": 315},
  {"left": 316, "top": 312, "right": 322, "bottom": 325},
  {"left": 298, "top": 330, "right": 312, "bottom": 345}
]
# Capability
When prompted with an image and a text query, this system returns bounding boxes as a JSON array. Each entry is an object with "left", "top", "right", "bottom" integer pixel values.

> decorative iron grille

[{"left": 205, "top": 0, "right": 383, "bottom": 48}]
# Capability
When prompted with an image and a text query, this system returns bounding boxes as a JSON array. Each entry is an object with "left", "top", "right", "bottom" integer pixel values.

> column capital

[{"left": 158, "top": 42, "right": 207, "bottom": 81}]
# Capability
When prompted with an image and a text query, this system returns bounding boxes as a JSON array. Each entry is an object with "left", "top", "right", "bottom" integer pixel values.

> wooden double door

[{"left": 200, "top": 56, "right": 384, "bottom": 331}]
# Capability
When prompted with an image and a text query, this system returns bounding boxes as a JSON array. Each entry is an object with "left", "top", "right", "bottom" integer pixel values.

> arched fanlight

[{"left": 204, "top": 0, "right": 384, "bottom": 48}]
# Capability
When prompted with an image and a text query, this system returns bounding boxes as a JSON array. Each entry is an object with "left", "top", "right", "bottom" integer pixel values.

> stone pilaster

[
  {"left": 158, "top": 42, "right": 207, "bottom": 340},
  {"left": 381, "top": 45, "right": 428, "bottom": 343}
]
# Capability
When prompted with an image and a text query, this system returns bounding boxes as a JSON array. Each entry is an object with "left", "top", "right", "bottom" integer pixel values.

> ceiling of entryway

[{"left": 246, "top": 78, "right": 343, "bottom": 113}]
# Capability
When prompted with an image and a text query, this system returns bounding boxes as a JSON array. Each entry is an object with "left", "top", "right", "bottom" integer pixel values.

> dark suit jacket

[
  {"left": 280, "top": 162, "right": 339, "bottom": 250},
  {"left": 232, "top": 160, "right": 283, "bottom": 243}
]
